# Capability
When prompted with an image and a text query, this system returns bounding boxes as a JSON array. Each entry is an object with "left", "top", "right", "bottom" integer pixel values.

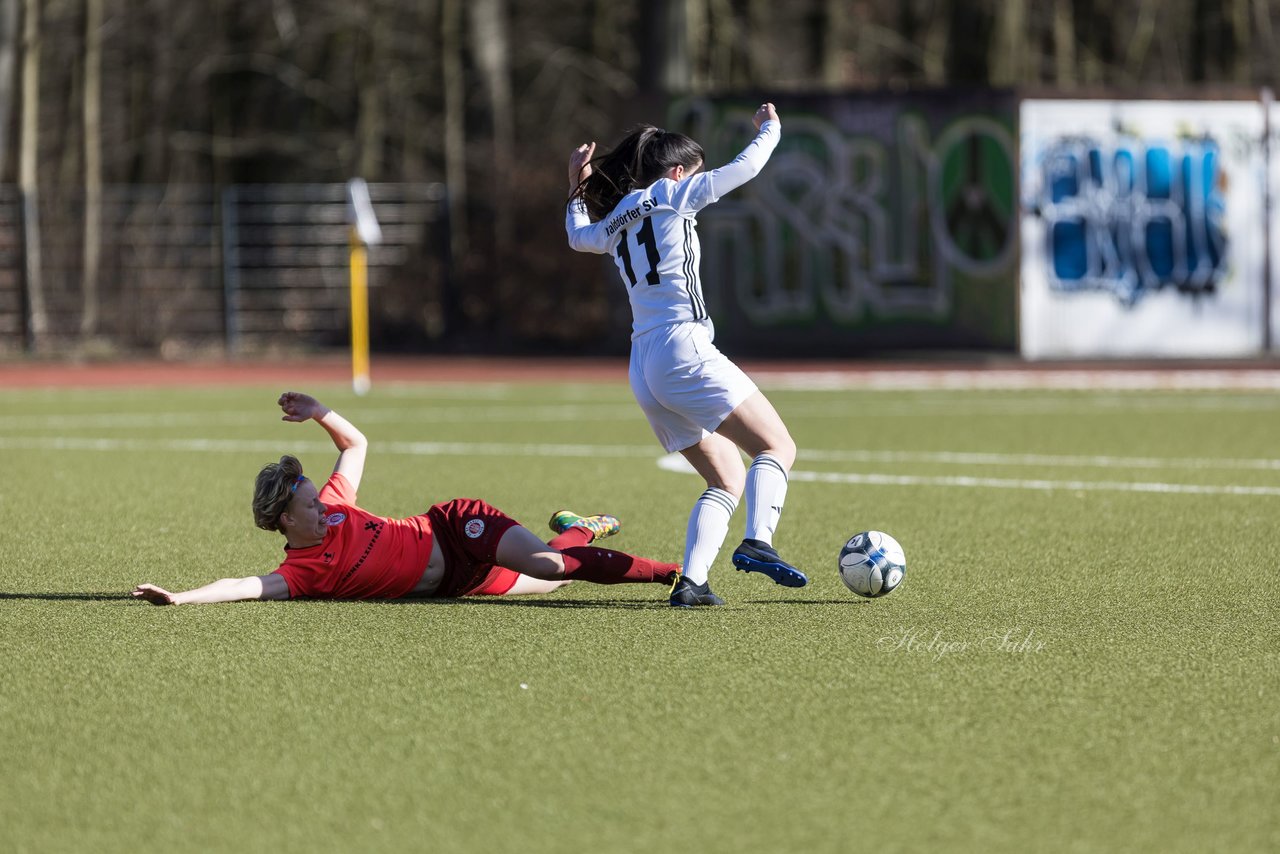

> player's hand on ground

[
  {"left": 569, "top": 142, "right": 595, "bottom": 188},
  {"left": 277, "top": 391, "right": 326, "bottom": 423},
  {"left": 753, "top": 102, "right": 778, "bottom": 129},
  {"left": 132, "top": 584, "right": 176, "bottom": 605}
]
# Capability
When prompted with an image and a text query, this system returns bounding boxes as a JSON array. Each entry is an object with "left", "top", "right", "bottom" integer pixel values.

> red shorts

[{"left": 426, "top": 498, "right": 522, "bottom": 597}]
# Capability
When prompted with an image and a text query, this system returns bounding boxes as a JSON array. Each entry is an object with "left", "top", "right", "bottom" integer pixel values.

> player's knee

[
  {"left": 545, "top": 553, "right": 569, "bottom": 579},
  {"left": 767, "top": 436, "right": 797, "bottom": 470},
  {"left": 524, "top": 552, "right": 567, "bottom": 580},
  {"left": 708, "top": 467, "right": 746, "bottom": 497}
]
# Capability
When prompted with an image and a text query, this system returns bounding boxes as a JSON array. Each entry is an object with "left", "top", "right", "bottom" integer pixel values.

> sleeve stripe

[{"left": 683, "top": 219, "right": 707, "bottom": 320}]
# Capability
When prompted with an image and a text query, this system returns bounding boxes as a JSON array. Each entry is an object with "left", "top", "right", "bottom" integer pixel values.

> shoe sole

[
  {"left": 669, "top": 598, "right": 724, "bottom": 608},
  {"left": 731, "top": 554, "right": 809, "bottom": 587}
]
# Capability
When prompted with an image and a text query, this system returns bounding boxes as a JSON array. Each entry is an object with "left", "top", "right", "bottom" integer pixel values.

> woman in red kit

[{"left": 132, "top": 391, "right": 679, "bottom": 605}]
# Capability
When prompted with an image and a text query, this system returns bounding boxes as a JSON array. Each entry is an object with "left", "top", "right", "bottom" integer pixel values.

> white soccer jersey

[{"left": 566, "top": 120, "right": 780, "bottom": 338}]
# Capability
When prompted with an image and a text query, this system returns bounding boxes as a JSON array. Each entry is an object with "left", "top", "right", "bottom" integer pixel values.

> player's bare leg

[
  {"left": 498, "top": 512, "right": 630, "bottom": 594},
  {"left": 716, "top": 392, "right": 807, "bottom": 588},
  {"left": 714, "top": 391, "right": 796, "bottom": 469},
  {"left": 668, "top": 433, "right": 745, "bottom": 606},
  {"left": 494, "top": 525, "right": 678, "bottom": 587},
  {"left": 503, "top": 575, "right": 572, "bottom": 595}
]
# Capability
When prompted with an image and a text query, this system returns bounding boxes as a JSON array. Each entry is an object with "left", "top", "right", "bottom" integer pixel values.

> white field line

[
  {"left": 779, "top": 395, "right": 1280, "bottom": 417},
  {"left": 800, "top": 448, "right": 1280, "bottom": 472},
  {"left": 4, "top": 390, "right": 1280, "bottom": 431},
  {"left": 7, "top": 434, "right": 1279, "bottom": 498},
  {"left": 4, "top": 368, "right": 1275, "bottom": 396},
  {"left": 0, "top": 404, "right": 643, "bottom": 431},
  {"left": 0, "top": 436, "right": 659, "bottom": 459},
  {"left": 759, "top": 369, "right": 1280, "bottom": 391},
  {"left": 653, "top": 453, "right": 1280, "bottom": 497},
  {"left": 788, "top": 470, "right": 1280, "bottom": 496}
]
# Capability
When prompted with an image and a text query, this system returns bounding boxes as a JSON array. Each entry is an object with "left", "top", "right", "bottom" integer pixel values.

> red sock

[
  {"left": 558, "top": 546, "right": 679, "bottom": 585},
  {"left": 548, "top": 527, "right": 592, "bottom": 549}
]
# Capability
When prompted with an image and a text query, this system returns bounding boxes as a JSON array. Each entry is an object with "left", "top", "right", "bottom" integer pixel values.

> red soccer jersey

[{"left": 272, "top": 472, "right": 434, "bottom": 599}]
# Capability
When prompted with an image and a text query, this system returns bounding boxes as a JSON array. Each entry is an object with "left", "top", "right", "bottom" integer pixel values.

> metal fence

[
  {"left": 0, "top": 183, "right": 448, "bottom": 355},
  {"left": 0, "top": 187, "right": 24, "bottom": 349}
]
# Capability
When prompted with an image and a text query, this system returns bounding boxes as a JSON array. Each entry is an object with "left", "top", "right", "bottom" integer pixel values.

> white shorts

[{"left": 629, "top": 321, "right": 758, "bottom": 453}]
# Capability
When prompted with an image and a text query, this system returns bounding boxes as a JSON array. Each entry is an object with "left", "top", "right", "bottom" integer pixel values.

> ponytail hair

[
  {"left": 569, "top": 125, "right": 705, "bottom": 222},
  {"left": 252, "top": 455, "right": 305, "bottom": 532}
]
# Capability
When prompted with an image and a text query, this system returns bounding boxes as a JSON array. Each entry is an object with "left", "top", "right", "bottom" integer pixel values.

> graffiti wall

[
  {"left": 1020, "top": 100, "right": 1267, "bottom": 359},
  {"left": 669, "top": 92, "right": 1020, "bottom": 356}
]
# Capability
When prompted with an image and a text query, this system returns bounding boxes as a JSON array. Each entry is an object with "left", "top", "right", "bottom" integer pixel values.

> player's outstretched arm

[
  {"left": 703, "top": 101, "right": 782, "bottom": 200},
  {"left": 277, "top": 391, "right": 369, "bottom": 493},
  {"left": 132, "top": 574, "right": 290, "bottom": 606}
]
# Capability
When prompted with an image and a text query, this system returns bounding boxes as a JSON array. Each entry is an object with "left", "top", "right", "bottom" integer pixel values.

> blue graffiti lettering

[{"left": 1035, "top": 138, "right": 1228, "bottom": 307}]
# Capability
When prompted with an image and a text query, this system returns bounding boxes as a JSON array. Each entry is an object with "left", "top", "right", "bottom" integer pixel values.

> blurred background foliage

[{"left": 3, "top": 0, "right": 1276, "bottom": 353}]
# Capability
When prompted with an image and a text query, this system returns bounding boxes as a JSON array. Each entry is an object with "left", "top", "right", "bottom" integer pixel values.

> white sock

[
  {"left": 682, "top": 487, "right": 738, "bottom": 585},
  {"left": 744, "top": 453, "right": 789, "bottom": 545}
]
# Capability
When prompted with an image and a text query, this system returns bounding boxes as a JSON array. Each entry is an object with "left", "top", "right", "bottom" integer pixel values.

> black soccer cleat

[
  {"left": 731, "top": 539, "right": 808, "bottom": 587},
  {"left": 669, "top": 576, "right": 726, "bottom": 608}
]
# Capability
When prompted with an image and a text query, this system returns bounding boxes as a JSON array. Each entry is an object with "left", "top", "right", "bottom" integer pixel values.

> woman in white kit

[{"left": 565, "top": 102, "right": 805, "bottom": 607}]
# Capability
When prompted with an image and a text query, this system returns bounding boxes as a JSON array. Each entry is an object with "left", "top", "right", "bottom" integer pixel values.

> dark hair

[
  {"left": 570, "top": 125, "right": 705, "bottom": 221},
  {"left": 253, "top": 455, "right": 304, "bottom": 532}
]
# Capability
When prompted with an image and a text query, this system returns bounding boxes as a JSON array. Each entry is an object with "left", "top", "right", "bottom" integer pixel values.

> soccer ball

[{"left": 838, "top": 531, "right": 906, "bottom": 598}]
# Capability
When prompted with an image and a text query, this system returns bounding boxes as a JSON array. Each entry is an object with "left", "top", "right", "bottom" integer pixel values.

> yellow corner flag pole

[
  {"left": 346, "top": 179, "right": 381, "bottom": 396},
  {"left": 348, "top": 226, "right": 371, "bottom": 396}
]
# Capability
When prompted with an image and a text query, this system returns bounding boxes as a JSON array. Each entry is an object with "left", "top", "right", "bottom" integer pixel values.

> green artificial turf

[{"left": 0, "top": 380, "right": 1276, "bottom": 853}]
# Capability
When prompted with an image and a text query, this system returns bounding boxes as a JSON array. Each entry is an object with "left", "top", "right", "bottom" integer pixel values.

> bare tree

[
  {"left": 990, "top": 0, "right": 1028, "bottom": 85},
  {"left": 1254, "top": 0, "right": 1277, "bottom": 85},
  {"left": 0, "top": 0, "right": 18, "bottom": 181},
  {"left": 816, "top": 0, "right": 847, "bottom": 87},
  {"left": 19, "top": 0, "right": 43, "bottom": 349},
  {"left": 1053, "top": 0, "right": 1076, "bottom": 86},
  {"left": 640, "top": 0, "right": 690, "bottom": 94},
  {"left": 706, "top": 0, "right": 737, "bottom": 86},
  {"left": 470, "top": 0, "right": 514, "bottom": 254},
  {"left": 355, "top": 0, "right": 388, "bottom": 179},
  {"left": 441, "top": 0, "right": 467, "bottom": 257},
  {"left": 922, "top": 0, "right": 949, "bottom": 84},
  {"left": 1230, "top": 0, "right": 1252, "bottom": 82},
  {"left": 81, "top": 0, "right": 102, "bottom": 337},
  {"left": 744, "top": 0, "right": 769, "bottom": 86}
]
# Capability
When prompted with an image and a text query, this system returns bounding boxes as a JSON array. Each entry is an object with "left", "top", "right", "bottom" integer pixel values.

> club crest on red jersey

[
  {"left": 325, "top": 512, "right": 346, "bottom": 526},
  {"left": 464, "top": 518, "right": 485, "bottom": 538}
]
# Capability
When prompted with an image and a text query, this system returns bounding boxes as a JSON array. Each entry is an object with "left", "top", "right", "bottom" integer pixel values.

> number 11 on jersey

[{"left": 617, "top": 218, "right": 661, "bottom": 287}]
